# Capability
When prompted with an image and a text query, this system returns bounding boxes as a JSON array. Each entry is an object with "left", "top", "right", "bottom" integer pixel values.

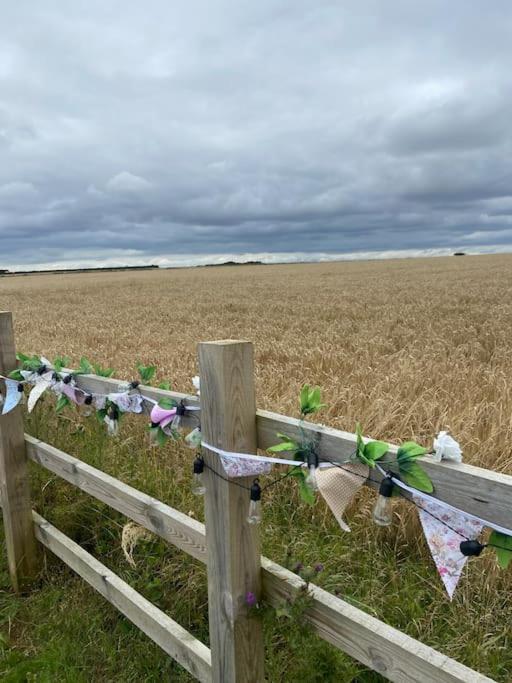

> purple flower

[
  {"left": 314, "top": 563, "right": 324, "bottom": 573},
  {"left": 245, "top": 591, "right": 257, "bottom": 608}
]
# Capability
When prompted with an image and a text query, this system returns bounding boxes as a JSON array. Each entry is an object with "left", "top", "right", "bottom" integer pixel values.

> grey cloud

[{"left": 1, "top": 0, "right": 512, "bottom": 269}]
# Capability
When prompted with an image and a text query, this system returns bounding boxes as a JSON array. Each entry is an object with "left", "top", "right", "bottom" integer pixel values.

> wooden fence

[{"left": 0, "top": 310, "right": 510, "bottom": 682}]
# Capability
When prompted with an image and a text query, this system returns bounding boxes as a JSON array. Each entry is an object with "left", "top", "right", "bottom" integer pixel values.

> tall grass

[{"left": 1, "top": 255, "right": 511, "bottom": 681}]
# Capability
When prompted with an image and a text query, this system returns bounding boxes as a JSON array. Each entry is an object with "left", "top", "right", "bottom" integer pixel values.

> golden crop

[
  {"left": 2, "top": 254, "right": 512, "bottom": 474},
  {"left": 1, "top": 254, "right": 512, "bottom": 680}
]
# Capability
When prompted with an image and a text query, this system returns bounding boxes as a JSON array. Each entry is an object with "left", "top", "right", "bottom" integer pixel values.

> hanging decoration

[
  {"left": 316, "top": 463, "right": 369, "bottom": 531},
  {"left": 1, "top": 378, "right": 24, "bottom": 414},
  {"left": 414, "top": 495, "right": 483, "bottom": 599},
  {"left": 2, "top": 351, "right": 511, "bottom": 596}
]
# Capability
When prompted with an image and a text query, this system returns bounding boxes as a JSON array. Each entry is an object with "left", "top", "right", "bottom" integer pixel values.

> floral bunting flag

[
  {"left": 219, "top": 454, "right": 272, "bottom": 478},
  {"left": 316, "top": 463, "right": 369, "bottom": 531},
  {"left": 414, "top": 495, "right": 483, "bottom": 599}
]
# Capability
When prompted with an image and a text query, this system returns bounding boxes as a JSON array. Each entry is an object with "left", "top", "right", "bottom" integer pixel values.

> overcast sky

[{"left": 1, "top": 1, "right": 512, "bottom": 269}]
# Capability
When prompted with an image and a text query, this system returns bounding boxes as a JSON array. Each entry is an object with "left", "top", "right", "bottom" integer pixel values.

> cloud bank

[{"left": 1, "top": 1, "right": 512, "bottom": 268}]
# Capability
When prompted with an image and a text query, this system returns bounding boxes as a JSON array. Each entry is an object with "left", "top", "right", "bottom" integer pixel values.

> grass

[{"left": 1, "top": 255, "right": 512, "bottom": 681}]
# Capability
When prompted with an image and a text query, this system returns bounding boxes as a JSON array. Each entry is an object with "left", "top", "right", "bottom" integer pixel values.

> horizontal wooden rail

[
  {"left": 64, "top": 370, "right": 200, "bottom": 409},
  {"left": 25, "top": 435, "right": 207, "bottom": 563},
  {"left": 261, "top": 557, "right": 492, "bottom": 683},
  {"left": 32, "top": 511, "right": 212, "bottom": 682},
  {"left": 256, "top": 411, "right": 512, "bottom": 529},
  {"left": 26, "top": 435, "right": 494, "bottom": 683},
  {"left": 67, "top": 372, "right": 512, "bottom": 529}
]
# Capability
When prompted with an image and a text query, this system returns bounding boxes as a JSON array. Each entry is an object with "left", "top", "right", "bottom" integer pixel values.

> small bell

[
  {"left": 372, "top": 476, "right": 394, "bottom": 526},
  {"left": 247, "top": 479, "right": 262, "bottom": 525},
  {"left": 192, "top": 456, "right": 206, "bottom": 495},
  {"left": 185, "top": 426, "right": 202, "bottom": 449},
  {"left": 305, "top": 452, "right": 319, "bottom": 491}
]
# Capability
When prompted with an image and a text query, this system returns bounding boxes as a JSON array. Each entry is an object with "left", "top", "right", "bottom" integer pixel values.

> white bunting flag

[
  {"left": 27, "top": 371, "right": 54, "bottom": 413},
  {"left": 1, "top": 379, "right": 23, "bottom": 415}
]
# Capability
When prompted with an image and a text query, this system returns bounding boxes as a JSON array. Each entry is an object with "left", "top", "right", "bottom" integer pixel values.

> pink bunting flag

[
  {"left": 60, "top": 383, "right": 85, "bottom": 404},
  {"left": 414, "top": 495, "right": 483, "bottom": 599}
]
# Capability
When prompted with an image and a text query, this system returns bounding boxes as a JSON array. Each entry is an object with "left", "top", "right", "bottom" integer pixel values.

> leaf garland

[{"left": 11, "top": 353, "right": 511, "bottom": 571}]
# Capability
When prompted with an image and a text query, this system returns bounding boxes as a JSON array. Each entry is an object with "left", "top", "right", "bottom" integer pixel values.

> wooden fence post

[
  {"left": 198, "top": 340, "right": 265, "bottom": 683},
  {"left": 0, "top": 311, "right": 40, "bottom": 592}
]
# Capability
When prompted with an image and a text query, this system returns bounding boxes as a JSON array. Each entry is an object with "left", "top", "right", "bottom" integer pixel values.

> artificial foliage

[{"left": 3, "top": 355, "right": 511, "bottom": 572}]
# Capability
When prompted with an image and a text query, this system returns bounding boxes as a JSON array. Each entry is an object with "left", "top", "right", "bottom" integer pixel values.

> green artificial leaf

[
  {"left": 96, "top": 408, "right": 107, "bottom": 423},
  {"left": 364, "top": 440, "right": 389, "bottom": 462},
  {"left": 156, "top": 427, "right": 168, "bottom": 447},
  {"left": 8, "top": 369, "right": 24, "bottom": 381},
  {"left": 489, "top": 531, "right": 512, "bottom": 569},
  {"left": 137, "top": 363, "right": 156, "bottom": 384},
  {"left": 299, "top": 384, "right": 310, "bottom": 414},
  {"left": 55, "top": 395, "right": 71, "bottom": 413},
  {"left": 53, "top": 356, "right": 70, "bottom": 373},
  {"left": 267, "top": 441, "right": 298, "bottom": 453},
  {"left": 92, "top": 363, "right": 115, "bottom": 378},
  {"left": 353, "top": 423, "right": 373, "bottom": 467},
  {"left": 158, "top": 397, "right": 178, "bottom": 410},
  {"left": 397, "top": 441, "right": 428, "bottom": 462},
  {"left": 298, "top": 475, "right": 316, "bottom": 505},
  {"left": 78, "top": 357, "right": 94, "bottom": 375},
  {"left": 299, "top": 384, "right": 326, "bottom": 415},
  {"left": 398, "top": 461, "right": 433, "bottom": 493},
  {"left": 158, "top": 381, "right": 171, "bottom": 390},
  {"left": 19, "top": 354, "right": 44, "bottom": 371}
]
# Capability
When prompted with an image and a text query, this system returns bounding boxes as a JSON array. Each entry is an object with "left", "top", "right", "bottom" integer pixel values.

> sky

[{"left": 1, "top": 1, "right": 512, "bottom": 270}]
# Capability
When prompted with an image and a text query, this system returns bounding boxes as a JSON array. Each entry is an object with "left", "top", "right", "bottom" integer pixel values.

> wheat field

[{"left": 1, "top": 255, "right": 511, "bottom": 681}]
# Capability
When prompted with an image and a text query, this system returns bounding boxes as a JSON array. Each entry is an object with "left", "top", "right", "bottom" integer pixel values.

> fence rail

[
  {"left": 24, "top": 434, "right": 492, "bottom": 682},
  {"left": 65, "top": 369, "right": 512, "bottom": 528},
  {"left": 0, "top": 309, "right": 508, "bottom": 682}
]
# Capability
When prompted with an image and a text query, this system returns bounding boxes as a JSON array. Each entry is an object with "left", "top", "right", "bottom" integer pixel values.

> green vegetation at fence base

[{"left": 1, "top": 401, "right": 511, "bottom": 682}]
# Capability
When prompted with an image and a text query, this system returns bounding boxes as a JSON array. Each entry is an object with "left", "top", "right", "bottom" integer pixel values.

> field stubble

[{"left": 0, "top": 255, "right": 511, "bottom": 681}]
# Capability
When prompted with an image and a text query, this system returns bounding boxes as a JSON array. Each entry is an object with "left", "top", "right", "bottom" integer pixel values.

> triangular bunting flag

[
  {"left": 1, "top": 378, "right": 23, "bottom": 415},
  {"left": 27, "top": 371, "right": 54, "bottom": 413},
  {"left": 219, "top": 454, "right": 272, "bottom": 478},
  {"left": 414, "top": 495, "right": 483, "bottom": 599},
  {"left": 317, "top": 463, "right": 369, "bottom": 531}
]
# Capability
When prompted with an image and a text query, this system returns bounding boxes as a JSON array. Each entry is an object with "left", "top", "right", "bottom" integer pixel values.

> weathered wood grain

[
  {"left": 26, "top": 435, "right": 495, "bottom": 682},
  {"left": 256, "top": 410, "right": 512, "bottom": 528},
  {"left": 25, "top": 435, "right": 207, "bottom": 563},
  {"left": 32, "top": 511, "right": 212, "bottom": 682},
  {"left": 0, "top": 311, "right": 40, "bottom": 591},
  {"left": 66, "top": 370, "right": 512, "bottom": 528},
  {"left": 260, "top": 557, "right": 494, "bottom": 683},
  {"left": 198, "top": 341, "right": 265, "bottom": 683}
]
